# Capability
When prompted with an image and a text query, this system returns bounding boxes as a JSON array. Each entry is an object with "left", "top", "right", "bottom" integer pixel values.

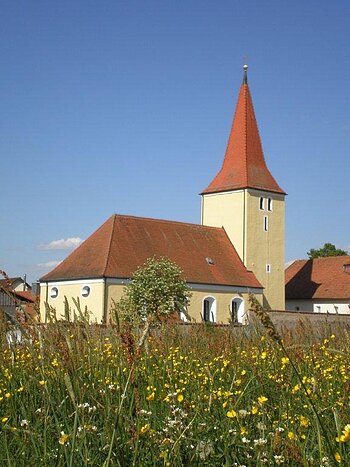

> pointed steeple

[{"left": 202, "top": 66, "right": 285, "bottom": 195}]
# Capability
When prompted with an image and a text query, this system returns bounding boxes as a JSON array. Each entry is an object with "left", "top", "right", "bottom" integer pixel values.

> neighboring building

[
  {"left": 285, "top": 256, "right": 350, "bottom": 314},
  {"left": 0, "top": 277, "right": 31, "bottom": 292},
  {"left": 0, "top": 286, "right": 37, "bottom": 322},
  {"left": 40, "top": 66, "right": 285, "bottom": 323}
]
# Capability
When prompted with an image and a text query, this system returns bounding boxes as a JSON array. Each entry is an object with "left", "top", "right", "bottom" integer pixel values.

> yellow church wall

[
  {"left": 245, "top": 190, "right": 285, "bottom": 310},
  {"left": 201, "top": 191, "right": 245, "bottom": 260},
  {"left": 40, "top": 280, "right": 105, "bottom": 323},
  {"left": 40, "top": 280, "right": 263, "bottom": 325},
  {"left": 187, "top": 287, "right": 263, "bottom": 323}
]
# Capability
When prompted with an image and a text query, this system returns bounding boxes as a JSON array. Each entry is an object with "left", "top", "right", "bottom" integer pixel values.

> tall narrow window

[
  {"left": 266, "top": 264, "right": 271, "bottom": 273},
  {"left": 259, "top": 197, "right": 265, "bottom": 210},
  {"left": 202, "top": 297, "right": 216, "bottom": 323},
  {"left": 267, "top": 198, "right": 273, "bottom": 211},
  {"left": 231, "top": 300, "right": 238, "bottom": 323},
  {"left": 203, "top": 299, "right": 210, "bottom": 322},
  {"left": 231, "top": 298, "right": 245, "bottom": 324},
  {"left": 264, "top": 216, "right": 268, "bottom": 231}
]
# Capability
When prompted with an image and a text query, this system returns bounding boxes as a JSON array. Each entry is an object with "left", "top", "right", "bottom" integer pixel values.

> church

[{"left": 39, "top": 66, "right": 286, "bottom": 324}]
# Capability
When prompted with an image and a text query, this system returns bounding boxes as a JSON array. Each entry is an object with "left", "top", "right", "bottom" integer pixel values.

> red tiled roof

[
  {"left": 202, "top": 71, "right": 285, "bottom": 195},
  {"left": 285, "top": 256, "right": 350, "bottom": 300},
  {"left": 40, "top": 214, "right": 262, "bottom": 289},
  {"left": 13, "top": 291, "right": 36, "bottom": 303}
]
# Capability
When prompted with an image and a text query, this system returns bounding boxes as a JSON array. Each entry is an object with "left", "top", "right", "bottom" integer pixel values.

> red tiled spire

[{"left": 202, "top": 66, "right": 285, "bottom": 195}]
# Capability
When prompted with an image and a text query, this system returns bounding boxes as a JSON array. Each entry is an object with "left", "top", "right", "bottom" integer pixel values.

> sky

[{"left": 0, "top": 0, "right": 349, "bottom": 284}]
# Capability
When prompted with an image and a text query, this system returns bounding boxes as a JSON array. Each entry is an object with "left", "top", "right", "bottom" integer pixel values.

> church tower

[{"left": 201, "top": 66, "right": 286, "bottom": 310}]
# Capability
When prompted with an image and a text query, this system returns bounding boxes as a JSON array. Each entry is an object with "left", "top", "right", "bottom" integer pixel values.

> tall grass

[{"left": 0, "top": 308, "right": 349, "bottom": 465}]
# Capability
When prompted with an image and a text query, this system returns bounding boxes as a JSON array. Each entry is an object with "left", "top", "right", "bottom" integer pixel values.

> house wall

[
  {"left": 40, "top": 279, "right": 263, "bottom": 324},
  {"left": 286, "top": 299, "right": 350, "bottom": 314},
  {"left": 40, "top": 279, "right": 105, "bottom": 323}
]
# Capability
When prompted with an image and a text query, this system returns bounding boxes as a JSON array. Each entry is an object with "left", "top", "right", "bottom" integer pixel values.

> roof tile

[
  {"left": 202, "top": 78, "right": 285, "bottom": 195},
  {"left": 285, "top": 256, "right": 350, "bottom": 300},
  {"left": 40, "top": 214, "right": 262, "bottom": 289}
]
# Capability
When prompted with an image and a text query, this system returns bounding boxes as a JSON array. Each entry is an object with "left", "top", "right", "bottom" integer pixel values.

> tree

[
  {"left": 116, "top": 256, "right": 191, "bottom": 325},
  {"left": 307, "top": 243, "right": 348, "bottom": 259}
]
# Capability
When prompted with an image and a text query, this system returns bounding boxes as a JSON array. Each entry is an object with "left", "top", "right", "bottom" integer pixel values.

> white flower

[{"left": 20, "top": 419, "right": 29, "bottom": 427}]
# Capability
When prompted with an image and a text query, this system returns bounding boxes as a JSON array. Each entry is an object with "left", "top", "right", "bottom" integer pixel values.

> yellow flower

[
  {"left": 5, "top": 393, "right": 11, "bottom": 399},
  {"left": 300, "top": 415, "right": 310, "bottom": 428},
  {"left": 251, "top": 406, "right": 259, "bottom": 415},
  {"left": 335, "top": 452, "right": 341, "bottom": 463},
  {"left": 281, "top": 357, "right": 289, "bottom": 365},
  {"left": 39, "top": 380, "right": 46, "bottom": 386},
  {"left": 226, "top": 410, "right": 237, "bottom": 418},
  {"left": 261, "top": 351, "right": 267, "bottom": 360},
  {"left": 336, "top": 423, "right": 350, "bottom": 443},
  {"left": 59, "top": 432, "right": 70, "bottom": 445},
  {"left": 1, "top": 417, "right": 9, "bottom": 423},
  {"left": 258, "top": 396, "right": 268, "bottom": 405},
  {"left": 177, "top": 394, "right": 184, "bottom": 402},
  {"left": 140, "top": 423, "right": 150, "bottom": 435},
  {"left": 222, "top": 401, "right": 228, "bottom": 408},
  {"left": 146, "top": 392, "right": 155, "bottom": 401},
  {"left": 287, "top": 431, "right": 295, "bottom": 440}
]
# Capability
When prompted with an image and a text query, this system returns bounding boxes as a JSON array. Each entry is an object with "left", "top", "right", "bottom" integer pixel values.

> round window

[
  {"left": 50, "top": 287, "right": 59, "bottom": 299},
  {"left": 81, "top": 285, "right": 90, "bottom": 298}
]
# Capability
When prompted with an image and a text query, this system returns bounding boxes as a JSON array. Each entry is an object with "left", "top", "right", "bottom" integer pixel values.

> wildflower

[
  {"left": 281, "top": 357, "right": 289, "bottom": 365},
  {"left": 140, "top": 423, "right": 150, "bottom": 435},
  {"left": 146, "top": 392, "right": 155, "bottom": 401},
  {"left": 20, "top": 419, "right": 29, "bottom": 427},
  {"left": 257, "top": 396, "right": 268, "bottom": 405},
  {"left": 336, "top": 423, "right": 350, "bottom": 442},
  {"left": 59, "top": 431, "right": 70, "bottom": 445},
  {"left": 287, "top": 431, "right": 295, "bottom": 440},
  {"left": 335, "top": 452, "right": 341, "bottom": 463},
  {"left": 177, "top": 393, "right": 184, "bottom": 402},
  {"left": 226, "top": 410, "right": 237, "bottom": 418},
  {"left": 299, "top": 415, "right": 310, "bottom": 428},
  {"left": 261, "top": 351, "right": 267, "bottom": 360},
  {"left": 251, "top": 406, "right": 259, "bottom": 415},
  {"left": 39, "top": 380, "right": 46, "bottom": 386},
  {"left": 1, "top": 417, "right": 9, "bottom": 423},
  {"left": 274, "top": 455, "right": 285, "bottom": 464},
  {"left": 253, "top": 438, "right": 267, "bottom": 447}
]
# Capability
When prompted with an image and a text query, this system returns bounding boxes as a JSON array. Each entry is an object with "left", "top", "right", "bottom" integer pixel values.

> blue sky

[{"left": 1, "top": 1, "right": 349, "bottom": 283}]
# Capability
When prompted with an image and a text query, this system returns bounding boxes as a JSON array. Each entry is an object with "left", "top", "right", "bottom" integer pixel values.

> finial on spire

[{"left": 243, "top": 64, "right": 248, "bottom": 84}]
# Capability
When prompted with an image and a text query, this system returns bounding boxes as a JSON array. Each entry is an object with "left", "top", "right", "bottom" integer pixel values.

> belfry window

[
  {"left": 259, "top": 197, "right": 265, "bottom": 210},
  {"left": 267, "top": 198, "right": 273, "bottom": 211},
  {"left": 264, "top": 216, "right": 268, "bottom": 231}
]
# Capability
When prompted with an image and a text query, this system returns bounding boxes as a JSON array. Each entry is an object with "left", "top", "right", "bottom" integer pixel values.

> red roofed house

[
  {"left": 285, "top": 256, "right": 350, "bottom": 314},
  {"left": 40, "top": 66, "right": 285, "bottom": 323}
]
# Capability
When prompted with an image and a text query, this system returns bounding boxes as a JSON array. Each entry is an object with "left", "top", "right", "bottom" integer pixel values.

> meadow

[{"left": 0, "top": 313, "right": 350, "bottom": 466}]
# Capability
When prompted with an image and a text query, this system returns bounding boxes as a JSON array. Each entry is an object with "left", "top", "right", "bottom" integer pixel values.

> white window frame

[
  {"left": 259, "top": 197, "right": 265, "bottom": 210},
  {"left": 50, "top": 286, "right": 59, "bottom": 299},
  {"left": 264, "top": 216, "right": 268, "bottom": 231},
  {"left": 266, "top": 264, "right": 271, "bottom": 273},
  {"left": 202, "top": 296, "right": 216, "bottom": 323},
  {"left": 81, "top": 285, "right": 91, "bottom": 298},
  {"left": 267, "top": 198, "right": 273, "bottom": 212},
  {"left": 230, "top": 297, "right": 245, "bottom": 324}
]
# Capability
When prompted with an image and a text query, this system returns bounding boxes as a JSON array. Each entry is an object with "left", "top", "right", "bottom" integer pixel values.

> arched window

[
  {"left": 202, "top": 297, "right": 216, "bottom": 323},
  {"left": 231, "top": 298, "right": 245, "bottom": 324}
]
